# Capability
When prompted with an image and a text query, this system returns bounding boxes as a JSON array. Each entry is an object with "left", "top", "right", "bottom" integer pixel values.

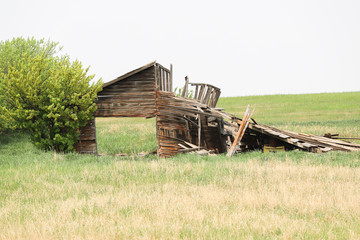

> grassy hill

[
  {"left": 218, "top": 92, "right": 360, "bottom": 124},
  {"left": 219, "top": 92, "right": 360, "bottom": 146},
  {"left": 0, "top": 91, "right": 359, "bottom": 239}
]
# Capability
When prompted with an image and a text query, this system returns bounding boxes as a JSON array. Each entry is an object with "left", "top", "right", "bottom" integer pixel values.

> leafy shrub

[
  {"left": 0, "top": 37, "right": 102, "bottom": 152},
  {"left": 0, "top": 37, "right": 61, "bottom": 130}
]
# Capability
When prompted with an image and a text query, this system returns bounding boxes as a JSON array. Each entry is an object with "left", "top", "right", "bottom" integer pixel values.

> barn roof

[{"left": 103, "top": 61, "right": 156, "bottom": 88}]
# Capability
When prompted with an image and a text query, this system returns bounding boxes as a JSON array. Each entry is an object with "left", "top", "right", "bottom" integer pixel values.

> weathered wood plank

[{"left": 75, "top": 118, "right": 97, "bottom": 154}]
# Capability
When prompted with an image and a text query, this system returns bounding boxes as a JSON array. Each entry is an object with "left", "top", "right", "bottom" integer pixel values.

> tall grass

[
  {"left": 96, "top": 117, "right": 156, "bottom": 155},
  {"left": 0, "top": 91, "right": 360, "bottom": 239},
  {"left": 0, "top": 146, "right": 359, "bottom": 239}
]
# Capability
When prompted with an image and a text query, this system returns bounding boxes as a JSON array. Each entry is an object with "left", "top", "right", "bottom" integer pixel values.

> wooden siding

[
  {"left": 156, "top": 91, "right": 226, "bottom": 157},
  {"left": 76, "top": 62, "right": 228, "bottom": 157},
  {"left": 181, "top": 81, "right": 221, "bottom": 108},
  {"left": 95, "top": 67, "right": 157, "bottom": 118},
  {"left": 74, "top": 118, "right": 97, "bottom": 154},
  {"left": 155, "top": 63, "right": 172, "bottom": 92}
]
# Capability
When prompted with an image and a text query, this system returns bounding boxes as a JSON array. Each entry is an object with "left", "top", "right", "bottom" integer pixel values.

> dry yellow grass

[{"left": 1, "top": 157, "right": 359, "bottom": 239}]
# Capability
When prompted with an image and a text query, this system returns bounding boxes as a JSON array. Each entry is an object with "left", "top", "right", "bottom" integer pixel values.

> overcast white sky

[{"left": 1, "top": 0, "right": 360, "bottom": 96}]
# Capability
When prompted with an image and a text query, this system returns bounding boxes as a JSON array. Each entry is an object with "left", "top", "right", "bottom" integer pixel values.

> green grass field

[{"left": 1, "top": 92, "right": 360, "bottom": 239}]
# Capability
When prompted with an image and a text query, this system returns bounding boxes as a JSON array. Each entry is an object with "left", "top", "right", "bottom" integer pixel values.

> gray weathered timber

[
  {"left": 180, "top": 82, "right": 222, "bottom": 108},
  {"left": 74, "top": 118, "right": 97, "bottom": 154},
  {"left": 95, "top": 67, "right": 157, "bottom": 118},
  {"left": 76, "top": 61, "right": 225, "bottom": 157},
  {"left": 156, "top": 91, "right": 226, "bottom": 157}
]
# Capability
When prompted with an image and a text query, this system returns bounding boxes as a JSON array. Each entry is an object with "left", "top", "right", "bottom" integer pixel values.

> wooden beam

[
  {"left": 198, "top": 85, "right": 205, "bottom": 101},
  {"left": 198, "top": 114, "right": 201, "bottom": 150},
  {"left": 181, "top": 76, "right": 189, "bottom": 98},
  {"left": 189, "top": 82, "right": 220, "bottom": 91},
  {"left": 227, "top": 106, "right": 254, "bottom": 157},
  {"left": 165, "top": 71, "right": 169, "bottom": 92},
  {"left": 202, "top": 86, "right": 212, "bottom": 105},
  {"left": 170, "top": 64, "right": 173, "bottom": 92},
  {"left": 194, "top": 85, "right": 198, "bottom": 100}
]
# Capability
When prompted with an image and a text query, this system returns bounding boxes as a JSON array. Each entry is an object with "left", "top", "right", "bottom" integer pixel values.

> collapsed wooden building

[
  {"left": 75, "top": 61, "right": 227, "bottom": 157},
  {"left": 75, "top": 62, "right": 360, "bottom": 157}
]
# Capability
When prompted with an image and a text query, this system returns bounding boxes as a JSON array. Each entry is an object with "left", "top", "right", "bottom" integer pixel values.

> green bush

[
  {"left": 0, "top": 37, "right": 102, "bottom": 152},
  {"left": 0, "top": 37, "right": 62, "bottom": 130}
]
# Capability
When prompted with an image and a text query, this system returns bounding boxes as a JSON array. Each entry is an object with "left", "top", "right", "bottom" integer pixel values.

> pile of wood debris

[
  {"left": 174, "top": 79, "right": 360, "bottom": 156},
  {"left": 179, "top": 105, "right": 360, "bottom": 156}
]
